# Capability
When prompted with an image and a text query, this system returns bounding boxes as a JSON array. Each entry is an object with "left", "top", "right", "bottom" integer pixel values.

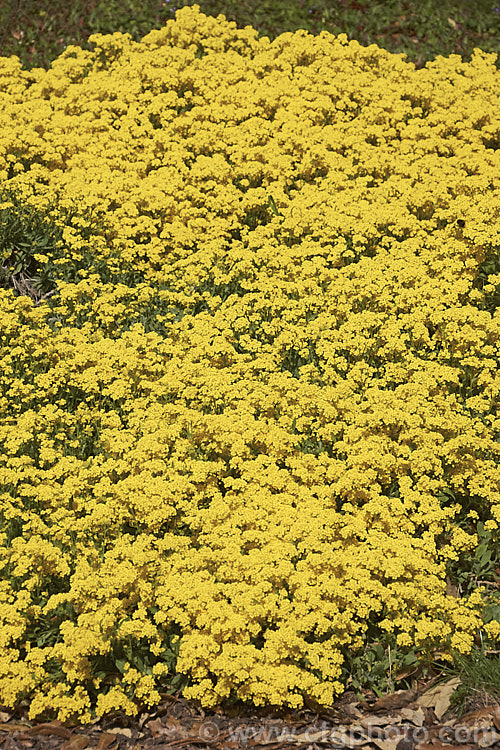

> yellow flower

[{"left": 0, "top": 4, "right": 499, "bottom": 718}]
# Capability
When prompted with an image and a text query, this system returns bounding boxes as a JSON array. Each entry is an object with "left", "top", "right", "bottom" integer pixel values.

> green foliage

[
  {"left": 101, "top": 620, "right": 188, "bottom": 699},
  {"left": 473, "top": 245, "right": 500, "bottom": 314},
  {"left": 342, "top": 639, "right": 422, "bottom": 698},
  {"left": 0, "top": 189, "right": 64, "bottom": 303},
  {"left": 442, "top": 648, "right": 500, "bottom": 716},
  {"left": 1, "top": 0, "right": 499, "bottom": 72},
  {"left": 0, "top": 186, "right": 120, "bottom": 305},
  {"left": 447, "top": 522, "right": 500, "bottom": 633}
]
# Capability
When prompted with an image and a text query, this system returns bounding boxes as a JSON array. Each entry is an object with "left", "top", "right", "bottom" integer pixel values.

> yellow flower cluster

[{"left": 0, "top": 4, "right": 499, "bottom": 721}]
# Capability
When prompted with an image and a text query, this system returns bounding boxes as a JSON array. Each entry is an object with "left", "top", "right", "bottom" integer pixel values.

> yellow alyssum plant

[{"left": 0, "top": 4, "right": 499, "bottom": 721}]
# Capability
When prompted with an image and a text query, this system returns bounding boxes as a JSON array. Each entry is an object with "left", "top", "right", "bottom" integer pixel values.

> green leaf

[
  {"left": 115, "top": 658, "right": 127, "bottom": 673},
  {"left": 267, "top": 195, "right": 282, "bottom": 216}
]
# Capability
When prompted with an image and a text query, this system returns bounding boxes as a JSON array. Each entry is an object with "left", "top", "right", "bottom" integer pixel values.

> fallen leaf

[
  {"left": 146, "top": 717, "right": 189, "bottom": 740},
  {"left": 106, "top": 728, "right": 132, "bottom": 738},
  {"left": 158, "top": 692, "right": 182, "bottom": 703},
  {"left": 493, "top": 706, "right": 500, "bottom": 731},
  {"left": 343, "top": 702, "right": 364, "bottom": 719},
  {"left": 29, "top": 722, "right": 72, "bottom": 739},
  {"left": 252, "top": 725, "right": 367, "bottom": 748},
  {"left": 460, "top": 706, "right": 497, "bottom": 727},
  {"left": 146, "top": 719, "right": 165, "bottom": 736},
  {"left": 426, "top": 725, "right": 444, "bottom": 739},
  {"left": 395, "top": 738, "right": 414, "bottom": 750},
  {"left": 372, "top": 738, "right": 400, "bottom": 750},
  {"left": 478, "top": 729, "right": 500, "bottom": 748},
  {"left": 400, "top": 707, "right": 426, "bottom": 726},
  {"left": 395, "top": 667, "right": 419, "bottom": 681},
  {"left": 367, "top": 691, "right": 417, "bottom": 713},
  {"left": 448, "top": 17, "right": 459, "bottom": 30},
  {"left": 96, "top": 733, "right": 117, "bottom": 750},
  {"left": 164, "top": 716, "right": 183, "bottom": 731},
  {"left": 446, "top": 577, "right": 460, "bottom": 598},
  {"left": 300, "top": 728, "right": 367, "bottom": 747},
  {"left": 360, "top": 715, "right": 402, "bottom": 728},
  {"left": 0, "top": 712, "right": 11, "bottom": 722},
  {"left": 416, "top": 677, "right": 461, "bottom": 720},
  {"left": 190, "top": 719, "right": 221, "bottom": 741},
  {"left": 0, "top": 723, "right": 32, "bottom": 733},
  {"left": 60, "top": 735, "right": 89, "bottom": 750}
]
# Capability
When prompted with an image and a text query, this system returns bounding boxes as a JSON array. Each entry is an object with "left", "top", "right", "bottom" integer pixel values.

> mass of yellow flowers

[{"left": 0, "top": 4, "right": 499, "bottom": 722}]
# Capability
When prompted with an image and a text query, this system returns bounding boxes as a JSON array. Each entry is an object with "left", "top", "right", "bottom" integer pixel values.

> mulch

[{"left": 1, "top": 677, "right": 499, "bottom": 750}]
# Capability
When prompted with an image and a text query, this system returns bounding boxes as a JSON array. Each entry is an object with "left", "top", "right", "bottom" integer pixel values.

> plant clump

[{"left": 0, "top": 5, "right": 499, "bottom": 722}]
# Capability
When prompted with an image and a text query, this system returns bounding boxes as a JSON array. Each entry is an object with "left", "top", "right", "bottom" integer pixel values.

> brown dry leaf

[
  {"left": 290, "top": 728, "right": 367, "bottom": 747},
  {"left": 329, "top": 728, "right": 368, "bottom": 747},
  {"left": 138, "top": 713, "right": 150, "bottom": 729},
  {"left": 146, "top": 719, "right": 164, "bottom": 736},
  {"left": 395, "top": 667, "right": 418, "bottom": 681},
  {"left": 190, "top": 719, "right": 220, "bottom": 740},
  {"left": 360, "top": 715, "right": 402, "bottom": 728},
  {"left": 106, "top": 728, "right": 132, "bottom": 738},
  {"left": 460, "top": 706, "right": 497, "bottom": 728},
  {"left": 96, "top": 733, "right": 117, "bottom": 750},
  {"left": 446, "top": 577, "right": 460, "bottom": 598},
  {"left": 29, "top": 722, "right": 72, "bottom": 738},
  {"left": 417, "top": 745, "right": 474, "bottom": 750},
  {"left": 164, "top": 716, "right": 183, "bottom": 731},
  {"left": 367, "top": 690, "right": 417, "bottom": 713},
  {"left": 0, "top": 712, "right": 11, "bottom": 722},
  {"left": 416, "top": 677, "right": 461, "bottom": 720},
  {"left": 344, "top": 702, "right": 364, "bottom": 718},
  {"left": 371, "top": 739, "right": 400, "bottom": 750},
  {"left": 477, "top": 729, "right": 500, "bottom": 748},
  {"left": 400, "top": 707, "right": 426, "bottom": 726},
  {"left": 0, "top": 722, "right": 32, "bottom": 733},
  {"left": 158, "top": 693, "right": 183, "bottom": 704},
  {"left": 147, "top": 716, "right": 185, "bottom": 738},
  {"left": 60, "top": 735, "right": 89, "bottom": 750},
  {"left": 493, "top": 706, "right": 500, "bottom": 731}
]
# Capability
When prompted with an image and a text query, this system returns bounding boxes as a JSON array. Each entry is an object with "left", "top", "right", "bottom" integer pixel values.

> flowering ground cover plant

[{"left": 0, "top": 4, "right": 499, "bottom": 722}]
